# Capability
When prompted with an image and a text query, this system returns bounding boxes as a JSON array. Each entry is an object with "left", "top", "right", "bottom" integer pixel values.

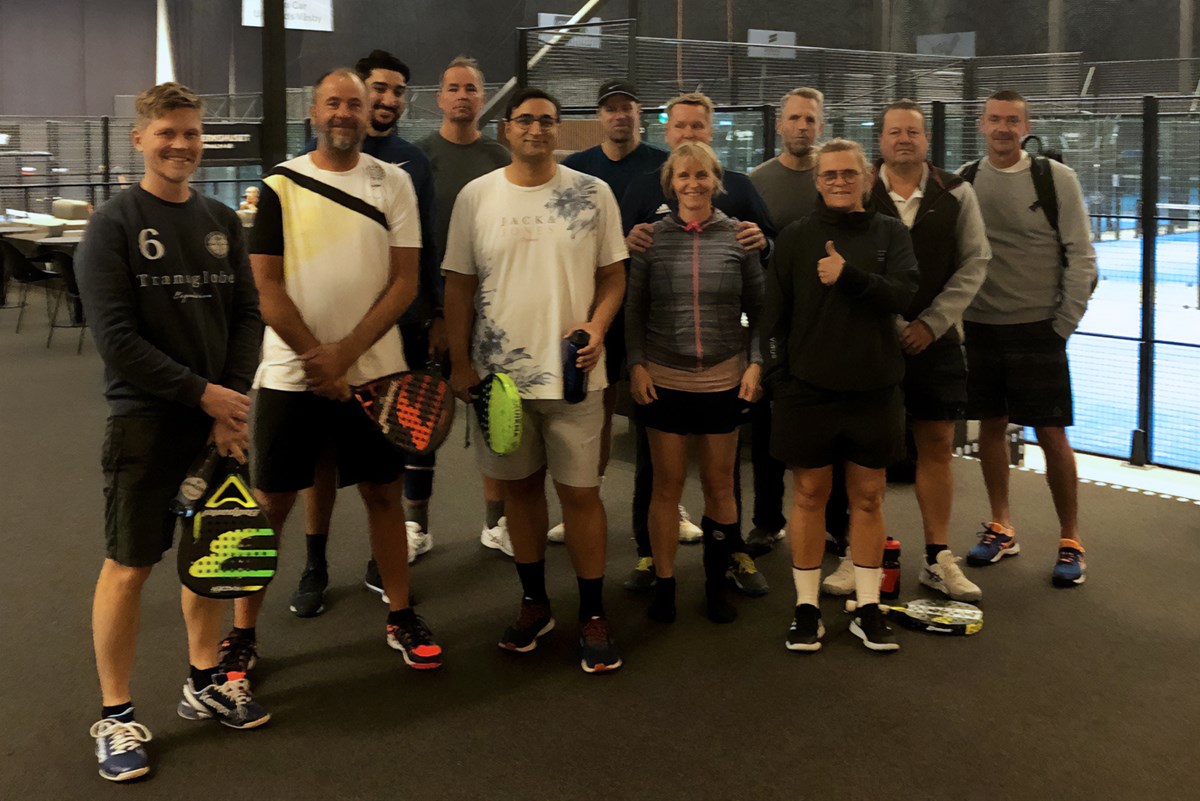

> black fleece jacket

[{"left": 760, "top": 198, "right": 918, "bottom": 392}]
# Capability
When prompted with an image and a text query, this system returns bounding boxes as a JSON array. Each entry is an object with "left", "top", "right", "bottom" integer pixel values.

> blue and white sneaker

[
  {"left": 966, "top": 522, "right": 1020, "bottom": 566},
  {"left": 1052, "top": 539, "right": 1087, "bottom": 587},
  {"left": 177, "top": 672, "right": 270, "bottom": 729},
  {"left": 90, "top": 713, "right": 152, "bottom": 782}
]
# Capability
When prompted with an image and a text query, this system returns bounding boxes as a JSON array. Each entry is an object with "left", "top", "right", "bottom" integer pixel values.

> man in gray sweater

[{"left": 959, "top": 90, "right": 1097, "bottom": 588}]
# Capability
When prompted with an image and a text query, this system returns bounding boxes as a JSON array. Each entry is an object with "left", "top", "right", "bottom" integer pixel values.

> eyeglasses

[
  {"left": 817, "top": 169, "right": 863, "bottom": 185},
  {"left": 508, "top": 115, "right": 560, "bottom": 130}
]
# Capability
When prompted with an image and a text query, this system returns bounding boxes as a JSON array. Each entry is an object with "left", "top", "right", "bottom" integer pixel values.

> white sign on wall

[
  {"left": 747, "top": 29, "right": 796, "bottom": 59},
  {"left": 242, "top": 0, "right": 334, "bottom": 33},
  {"left": 537, "top": 13, "right": 602, "bottom": 48},
  {"left": 916, "top": 32, "right": 976, "bottom": 58}
]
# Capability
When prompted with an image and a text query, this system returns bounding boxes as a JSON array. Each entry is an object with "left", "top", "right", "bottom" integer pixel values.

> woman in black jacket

[{"left": 761, "top": 138, "right": 918, "bottom": 653}]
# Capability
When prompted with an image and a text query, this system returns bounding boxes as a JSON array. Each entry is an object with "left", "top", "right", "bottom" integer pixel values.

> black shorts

[
  {"left": 253, "top": 388, "right": 405, "bottom": 493},
  {"left": 769, "top": 380, "right": 904, "bottom": 469},
  {"left": 637, "top": 385, "right": 747, "bottom": 435},
  {"left": 904, "top": 337, "right": 967, "bottom": 422},
  {"left": 102, "top": 411, "right": 212, "bottom": 567},
  {"left": 964, "top": 320, "right": 1073, "bottom": 427}
]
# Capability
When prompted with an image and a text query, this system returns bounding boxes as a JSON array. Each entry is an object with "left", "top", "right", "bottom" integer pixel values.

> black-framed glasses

[
  {"left": 507, "top": 115, "right": 560, "bottom": 129},
  {"left": 817, "top": 169, "right": 863, "bottom": 185}
]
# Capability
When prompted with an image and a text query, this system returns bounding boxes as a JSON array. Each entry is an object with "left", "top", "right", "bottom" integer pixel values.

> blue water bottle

[{"left": 562, "top": 329, "right": 590, "bottom": 404}]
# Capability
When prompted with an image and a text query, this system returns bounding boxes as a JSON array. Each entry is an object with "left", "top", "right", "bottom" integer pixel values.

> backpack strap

[
  {"left": 1029, "top": 155, "right": 1060, "bottom": 236},
  {"left": 960, "top": 160, "right": 980, "bottom": 184}
]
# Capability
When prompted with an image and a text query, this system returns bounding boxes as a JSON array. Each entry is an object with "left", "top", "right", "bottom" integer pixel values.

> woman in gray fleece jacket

[{"left": 625, "top": 141, "right": 765, "bottom": 625}]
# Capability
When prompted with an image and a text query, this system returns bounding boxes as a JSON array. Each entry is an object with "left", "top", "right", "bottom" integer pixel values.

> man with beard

[
  {"left": 419, "top": 55, "right": 515, "bottom": 558},
  {"left": 542, "top": 80, "right": 668, "bottom": 544},
  {"left": 238, "top": 69, "right": 443, "bottom": 673},
  {"left": 290, "top": 50, "right": 441, "bottom": 618}
]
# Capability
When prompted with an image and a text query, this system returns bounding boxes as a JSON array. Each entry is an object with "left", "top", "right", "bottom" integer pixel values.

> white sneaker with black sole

[
  {"left": 849, "top": 603, "right": 900, "bottom": 652},
  {"left": 785, "top": 604, "right": 825, "bottom": 652},
  {"left": 920, "top": 549, "right": 983, "bottom": 601}
]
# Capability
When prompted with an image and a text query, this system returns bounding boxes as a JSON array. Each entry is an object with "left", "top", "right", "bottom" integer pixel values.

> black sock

[
  {"left": 102, "top": 701, "right": 134, "bottom": 720},
  {"left": 404, "top": 503, "right": 429, "bottom": 531},
  {"left": 926, "top": 543, "right": 949, "bottom": 565},
  {"left": 231, "top": 626, "right": 256, "bottom": 641},
  {"left": 515, "top": 560, "right": 548, "bottom": 602},
  {"left": 305, "top": 534, "right": 329, "bottom": 568},
  {"left": 718, "top": 520, "right": 746, "bottom": 553},
  {"left": 577, "top": 576, "right": 605, "bottom": 622},
  {"left": 701, "top": 518, "right": 737, "bottom": 624},
  {"left": 387, "top": 607, "right": 416, "bottom": 627},
  {"left": 648, "top": 576, "right": 677, "bottom": 623},
  {"left": 190, "top": 665, "right": 217, "bottom": 688},
  {"left": 485, "top": 500, "right": 505, "bottom": 529}
]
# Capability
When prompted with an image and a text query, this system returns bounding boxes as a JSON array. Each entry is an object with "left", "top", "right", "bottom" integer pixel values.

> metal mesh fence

[
  {"left": 1153, "top": 342, "right": 1200, "bottom": 470},
  {"left": 520, "top": 21, "right": 635, "bottom": 108},
  {"left": 1062, "top": 336, "right": 1141, "bottom": 458}
]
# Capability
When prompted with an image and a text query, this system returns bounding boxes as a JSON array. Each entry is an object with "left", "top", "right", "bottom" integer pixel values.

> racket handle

[{"left": 171, "top": 443, "right": 221, "bottom": 517}]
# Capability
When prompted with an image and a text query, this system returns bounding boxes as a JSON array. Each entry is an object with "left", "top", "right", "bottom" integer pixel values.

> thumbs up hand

[{"left": 817, "top": 240, "right": 845, "bottom": 286}]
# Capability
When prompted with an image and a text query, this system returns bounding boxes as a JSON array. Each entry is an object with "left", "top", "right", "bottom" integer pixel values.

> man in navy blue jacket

[
  {"left": 618, "top": 92, "right": 775, "bottom": 598},
  {"left": 290, "top": 50, "right": 442, "bottom": 619}
]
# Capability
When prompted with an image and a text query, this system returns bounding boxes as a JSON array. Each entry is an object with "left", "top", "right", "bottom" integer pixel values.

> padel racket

[
  {"left": 469, "top": 372, "right": 523, "bottom": 455},
  {"left": 354, "top": 369, "right": 455, "bottom": 456},
  {"left": 846, "top": 598, "right": 983, "bottom": 636},
  {"left": 176, "top": 453, "right": 277, "bottom": 600}
]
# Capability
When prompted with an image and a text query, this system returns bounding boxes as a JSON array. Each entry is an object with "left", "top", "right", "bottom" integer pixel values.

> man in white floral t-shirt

[{"left": 442, "top": 88, "right": 628, "bottom": 674}]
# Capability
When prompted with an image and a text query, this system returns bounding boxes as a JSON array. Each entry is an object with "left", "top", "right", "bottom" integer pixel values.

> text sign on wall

[
  {"left": 747, "top": 29, "right": 796, "bottom": 60},
  {"left": 916, "top": 32, "right": 976, "bottom": 58},
  {"left": 537, "top": 13, "right": 602, "bottom": 48},
  {"left": 201, "top": 123, "right": 262, "bottom": 166},
  {"left": 242, "top": 0, "right": 334, "bottom": 32}
]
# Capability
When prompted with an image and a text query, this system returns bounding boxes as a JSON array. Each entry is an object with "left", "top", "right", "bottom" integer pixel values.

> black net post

[
  {"left": 516, "top": 28, "right": 530, "bottom": 89},
  {"left": 1130, "top": 94, "right": 1158, "bottom": 466},
  {"left": 762, "top": 104, "right": 775, "bottom": 161},
  {"left": 931, "top": 101, "right": 946, "bottom": 168},
  {"left": 100, "top": 116, "right": 111, "bottom": 205}
]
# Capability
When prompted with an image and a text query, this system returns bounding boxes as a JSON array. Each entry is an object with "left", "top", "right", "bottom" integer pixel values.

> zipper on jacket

[{"left": 690, "top": 225, "right": 703, "bottom": 369}]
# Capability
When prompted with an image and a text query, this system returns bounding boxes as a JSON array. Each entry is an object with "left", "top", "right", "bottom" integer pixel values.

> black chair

[
  {"left": 0, "top": 238, "right": 61, "bottom": 334},
  {"left": 40, "top": 250, "right": 87, "bottom": 353}
]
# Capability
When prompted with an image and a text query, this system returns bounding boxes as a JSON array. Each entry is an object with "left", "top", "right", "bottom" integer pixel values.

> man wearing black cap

[{"left": 544, "top": 81, "right": 668, "bottom": 544}]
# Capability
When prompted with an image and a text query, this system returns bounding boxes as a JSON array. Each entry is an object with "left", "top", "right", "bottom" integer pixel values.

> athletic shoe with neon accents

[
  {"left": 579, "top": 616, "right": 623, "bottom": 673},
  {"left": 178, "top": 672, "right": 270, "bottom": 729},
  {"left": 1052, "top": 539, "right": 1087, "bottom": 587},
  {"left": 966, "top": 522, "right": 1020, "bottom": 566},
  {"left": 386, "top": 613, "right": 444, "bottom": 670},
  {"left": 623, "top": 556, "right": 656, "bottom": 591},
  {"left": 499, "top": 598, "right": 555, "bottom": 652},
  {"left": 728, "top": 551, "right": 769, "bottom": 596},
  {"left": 91, "top": 713, "right": 152, "bottom": 782}
]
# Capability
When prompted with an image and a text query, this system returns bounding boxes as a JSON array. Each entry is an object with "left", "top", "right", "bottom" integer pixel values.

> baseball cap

[{"left": 597, "top": 80, "right": 639, "bottom": 105}]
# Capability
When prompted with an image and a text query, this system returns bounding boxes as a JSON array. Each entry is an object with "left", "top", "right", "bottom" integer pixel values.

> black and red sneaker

[
  {"left": 386, "top": 613, "right": 443, "bottom": 670},
  {"left": 499, "top": 598, "right": 555, "bottom": 652},
  {"left": 579, "top": 616, "right": 622, "bottom": 674},
  {"left": 217, "top": 630, "right": 258, "bottom": 676}
]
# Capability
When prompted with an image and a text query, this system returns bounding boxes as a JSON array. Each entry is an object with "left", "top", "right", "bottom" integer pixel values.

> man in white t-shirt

[
  {"left": 443, "top": 88, "right": 628, "bottom": 674},
  {"left": 243, "top": 68, "right": 443, "bottom": 674}
]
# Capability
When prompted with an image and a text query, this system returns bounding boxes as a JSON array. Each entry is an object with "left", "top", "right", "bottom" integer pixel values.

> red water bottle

[{"left": 880, "top": 537, "right": 901, "bottom": 600}]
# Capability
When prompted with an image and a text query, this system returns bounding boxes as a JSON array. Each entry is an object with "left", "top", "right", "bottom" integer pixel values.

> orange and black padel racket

[{"left": 354, "top": 370, "right": 456, "bottom": 456}]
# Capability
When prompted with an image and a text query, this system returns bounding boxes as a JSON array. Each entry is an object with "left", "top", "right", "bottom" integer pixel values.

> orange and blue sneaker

[
  {"left": 966, "top": 522, "right": 1020, "bottom": 567},
  {"left": 1052, "top": 539, "right": 1087, "bottom": 587},
  {"left": 386, "top": 612, "right": 443, "bottom": 670}
]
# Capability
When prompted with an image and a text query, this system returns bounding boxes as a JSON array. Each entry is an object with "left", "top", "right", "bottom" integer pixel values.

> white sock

[
  {"left": 792, "top": 567, "right": 820, "bottom": 607},
  {"left": 854, "top": 565, "right": 882, "bottom": 607}
]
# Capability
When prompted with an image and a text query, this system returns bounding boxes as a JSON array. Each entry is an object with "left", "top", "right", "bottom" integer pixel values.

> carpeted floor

[{"left": 1, "top": 305, "right": 1196, "bottom": 801}]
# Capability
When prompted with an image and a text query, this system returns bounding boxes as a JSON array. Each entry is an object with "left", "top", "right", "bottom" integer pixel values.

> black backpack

[{"left": 961, "top": 142, "right": 1064, "bottom": 264}]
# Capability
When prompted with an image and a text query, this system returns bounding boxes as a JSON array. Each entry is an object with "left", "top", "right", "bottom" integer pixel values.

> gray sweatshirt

[{"left": 961, "top": 152, "right": 1097, "bottom": 337}]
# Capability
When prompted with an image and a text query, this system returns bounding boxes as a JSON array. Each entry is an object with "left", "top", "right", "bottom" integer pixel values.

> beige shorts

[{"left": 473, "top": 390, "right": 604, "bottom": 487}]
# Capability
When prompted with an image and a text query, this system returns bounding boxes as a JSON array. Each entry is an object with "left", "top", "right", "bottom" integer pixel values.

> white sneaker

[
  {"left": 481, "top": 516, "right": 514, "bottom": 557},
  {"left": 547, "top": 522, "right": 566, "bottom": 543},
  {"left": 406, "top": 521, "right": 432, "bottom": 564},
  {"left": 920, "top": 549, "right": 983, "bottom": 601},
  {"left": 678, "top": 505, "right": 702, "bottom": 543},
  {"left": 821, "top": 551, "right": 856, "bottom": 596}
]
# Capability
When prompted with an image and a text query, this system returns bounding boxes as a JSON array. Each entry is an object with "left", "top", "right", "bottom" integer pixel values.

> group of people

[{"left": 77, "top": 46, "right": 1097, "bottom": 782}]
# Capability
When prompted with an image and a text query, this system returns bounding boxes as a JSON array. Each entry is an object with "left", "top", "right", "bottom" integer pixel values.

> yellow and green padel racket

[{"left": 469, "top": 373, "right": 523, "bottom": 456}]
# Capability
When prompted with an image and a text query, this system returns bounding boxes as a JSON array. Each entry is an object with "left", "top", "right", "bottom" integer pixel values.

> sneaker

[
  {"left": 579, "top": 616, "right": 623, "bottom": 674},
  {"left": 785, "top": 604, "right": 825, "bottom": 652},
  {"left": 1052, "top": 539, "right": 1087, "bottom": 587},
  {"left": 177, "top": 672, "right": 270, "bottom": 729},
  {"left": 547, "top": 522, "right": 566, "bottom": 543},
  {"left": 364, "top": 559, "right": 391, "bottom": 604},
  {"left": 727, "top": 551, "right": 769, "bottom": 596},
  {"left": 91, "top": 715, "right": 152, "bottom": 782},
  {"left": 623, "top": 556, "right": 657, "bottom": 591},
  {"left": 849, "top": 603, "right": 900, "bottom": 652},
  {"left": 745, "top": 526, "right": 784, "bottom": 558},
  {"left": 821, "top": 552, "right": 856, "bottom": 596},
  {"left": 288, "top": 565, "right": 328, "bottom": 618},
  {"left": 481, "top": 516, "right": 514, "bottom": 557},
  {"left": 920, "top": 550, "right": 983, "bottom": 601},
  {"left": 677, "top": 506, "right": 702, "bottom": 543},
  {"left": 407, "top": 521, "right": 432, "bottom": 563},
  {"left": 217, "top": 630, "right": 258, "bottom": 675},
  {"left": 966, "top": 522, "right": 1020, "bottom": 566},
  {"left": 386, "top": 613, "right": 444, "bottom": 669},
  {"left": 499, "top": 598, "right": 555, "bottom": 652}
]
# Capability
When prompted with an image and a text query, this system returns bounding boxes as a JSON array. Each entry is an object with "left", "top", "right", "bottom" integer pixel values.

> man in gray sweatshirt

[{"left": 959, "top": 90, "right": 1097, "bottom": 588}]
